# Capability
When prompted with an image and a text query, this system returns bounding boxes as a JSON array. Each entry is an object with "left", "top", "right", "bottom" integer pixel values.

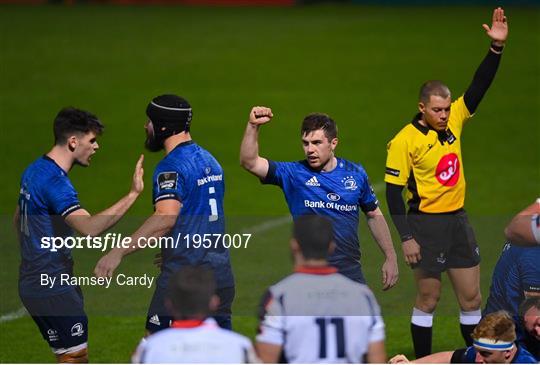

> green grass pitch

[{"left": 0, "top": 4, "right": 539, "bottom": 363}]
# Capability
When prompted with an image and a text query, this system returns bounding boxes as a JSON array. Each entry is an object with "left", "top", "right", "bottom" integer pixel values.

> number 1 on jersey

[{"left": 208, "top": 187, "right": 218, "bottom": 222}]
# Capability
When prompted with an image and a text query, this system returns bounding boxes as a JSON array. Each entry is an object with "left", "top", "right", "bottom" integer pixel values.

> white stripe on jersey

[
  {"left": 132, "top": 318, "right": 257, "bottom": 363},
  {"left": 256, "top": 270, "right": 385, "bottom": 363}
]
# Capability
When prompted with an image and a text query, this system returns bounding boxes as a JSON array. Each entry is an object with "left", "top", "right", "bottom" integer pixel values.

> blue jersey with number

[
  {"left": 152, "top": 141, "right": 233, "bottom": 289},
  {"left": 457, "top": 345, "right": 537, "bottom": 363},
  {"left": 484, "top": 243, "right": 540, "bottom": 316},
  {"left": 18, "top": 156, "right": 82, "bottom": 298},
  {"left": 262, "top": 158, "right": 378, "bottom": 283}
]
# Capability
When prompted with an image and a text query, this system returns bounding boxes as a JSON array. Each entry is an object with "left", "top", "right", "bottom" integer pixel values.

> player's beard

[{"left": 145, "top": 131, "right": 163, "bottom": 152}]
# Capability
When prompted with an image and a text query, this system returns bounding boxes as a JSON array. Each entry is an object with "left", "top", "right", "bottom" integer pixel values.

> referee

[{"left": 384, "top": 8, "right": 509, "bottom": 358}]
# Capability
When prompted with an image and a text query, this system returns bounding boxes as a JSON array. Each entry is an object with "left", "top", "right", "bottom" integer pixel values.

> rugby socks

[
  {"left": 411, "top": 307, "right": 433, "bottom": 358},
  {"left": 459, "top": 309, "right": 481, "bottom": 346}
]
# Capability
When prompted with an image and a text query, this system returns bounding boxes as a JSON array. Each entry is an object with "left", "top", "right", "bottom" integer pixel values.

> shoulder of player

[
  {"left": 337, "top": 158, "right": 366, "bottom": 175},
  {"left": 153, "top": 158, "right": 183, "bottom": 179}
]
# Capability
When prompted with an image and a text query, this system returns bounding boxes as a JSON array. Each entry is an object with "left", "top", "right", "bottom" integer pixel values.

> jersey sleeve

[
  {"left": 358, "top": 171, "right": 379, "bottom": 213},
  {"left": 152, "top": 162, "right": 184, "bottom": 204},
  {"left": 44, "top": 176, "right": 82, "bottom": 217},
  {"left": 449, "top": 95, "right": 472, "bottom": 135},
  {"left": 131, "top": 339, "right": 147, "bottom": 363},
  {"left": 242, "top": 339, "right": 259, "bottom": 364},
  {"left": 519, "top": 249, "right": 540, "bottom": 294},
  {"left": 256, "top": 289, "right": 285, "bottom": 346},
  {"left": 385, "top": 134, "right": 411, "bottom": 187},
  {"left": 261, "top": 160, "right": 294, "bottom": 188}
]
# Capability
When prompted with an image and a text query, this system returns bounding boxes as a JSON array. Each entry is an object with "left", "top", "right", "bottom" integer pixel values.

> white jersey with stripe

[
  {"left": 132, "top": 318, "right": 257, "bottom": 363},
  {"left": 256, "top": 266, "right": 385, "bottom": 363}
]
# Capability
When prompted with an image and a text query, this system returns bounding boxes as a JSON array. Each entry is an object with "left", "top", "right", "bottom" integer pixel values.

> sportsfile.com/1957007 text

[{"left": 39, "top": 233, "right": 252, "bottom": 252}]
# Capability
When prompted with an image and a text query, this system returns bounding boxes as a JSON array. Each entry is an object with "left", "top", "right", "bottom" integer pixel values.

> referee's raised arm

[{"left": 463, "top": 7, "right": 508, "bottom": 114}]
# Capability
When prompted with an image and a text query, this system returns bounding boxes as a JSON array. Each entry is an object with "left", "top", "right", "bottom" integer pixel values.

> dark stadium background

[{"left": 0, "top": 1, "right": 538, "bottom": 362}]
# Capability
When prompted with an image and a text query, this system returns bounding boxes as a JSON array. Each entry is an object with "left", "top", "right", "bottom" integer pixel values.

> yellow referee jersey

[{"left": 385, "top": 96, "right": 472, "bottom": 213}]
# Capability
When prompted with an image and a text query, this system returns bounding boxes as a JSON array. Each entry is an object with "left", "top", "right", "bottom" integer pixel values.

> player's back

[
  {"left": 18, "top": 156, "right": 80, "bottom": 297},
  {"left": 132, "top": 318, "right": 255, "bottom": 363},
  {"left": 152, "top": 141, "right": 233, "bottom": 289},
  {"left": 257, "top": 267, "right": 385, "bottom": 363}
]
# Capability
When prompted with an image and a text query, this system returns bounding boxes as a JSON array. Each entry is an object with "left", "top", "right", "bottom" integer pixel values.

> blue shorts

[
  {"left": 145, "top": 285, "right": 235, "bottom": 333},
  {"left": 20, "top": 288, "right": 88, "bottom": 351}
]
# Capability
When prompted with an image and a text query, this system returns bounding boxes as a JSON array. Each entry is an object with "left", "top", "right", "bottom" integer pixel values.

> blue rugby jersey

[
  {"left": 18, "top": 156, "right": 82, "bottom": 297},
  {"left": 152, "top": 141, "right": 233, "bottom": 289},
  {"left": 262, "top": 158, "right": 378, "bottom": 283},
  {"left": 484, "top": 243, "right": 540, "bottom": 316}
]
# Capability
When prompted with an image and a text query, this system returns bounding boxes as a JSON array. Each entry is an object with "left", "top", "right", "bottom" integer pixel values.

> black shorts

[
  {"left": 145, "top": 285, "right": 235, "bottom": 333},
  {"left": 408, "top": 209, "right": 480, "bottom": 273},
  {"left": 20, "top": 288, "right": 88, "bottom": 352}
]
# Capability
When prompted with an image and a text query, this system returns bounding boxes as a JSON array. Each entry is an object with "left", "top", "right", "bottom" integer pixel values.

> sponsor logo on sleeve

[
  {"left": 385, "top": 167, "right": 400, "bottom": 177},
  {"left": 157, "top": 172, "right": 178, "bottom": 191}
]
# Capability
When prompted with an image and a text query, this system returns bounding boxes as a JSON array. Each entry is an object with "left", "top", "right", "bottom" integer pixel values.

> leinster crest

[{"left": 341, "top": 176, "right": 357, "bottom": 191}]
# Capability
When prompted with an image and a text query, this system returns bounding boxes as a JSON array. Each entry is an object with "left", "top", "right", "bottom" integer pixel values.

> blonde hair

[{"left": 472, "top": 311, "right": 516, "bottom": 343}]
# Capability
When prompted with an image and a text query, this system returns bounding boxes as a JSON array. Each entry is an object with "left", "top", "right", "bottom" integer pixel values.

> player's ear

[
  {"left": 290, "top": 238, "right": 300, "bottom": 255},
  {"left": 328, "top": 240, "right": 336, "bottom": 255},
  {"left": 67, "top": 135, "right": 78, "bottom": 152},
  {"left": 209, "top": 294, "right": 220, "bottom": 312},
  {"left": 418, "top": 102, "right": 426, "bottom": 114},
  {"left": 330, "top": 137, "right": 338, "bottom": 150}
]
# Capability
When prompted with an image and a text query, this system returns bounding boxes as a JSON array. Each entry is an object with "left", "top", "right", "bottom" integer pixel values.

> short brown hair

[
  {"left": 53, "top": 107, "right": 104, "bottom": 145},
  {"left": 472, "top": 311, "right": 516, "bottom": 343},
  {"left": 419, "top": 80, "right": 451, "bottom": 104},
  {"left": 167, "top": 266, "right": 216, "bottom": 318},
  {"left": 301, "top": 113, "right": 337, "bottom": 141}
]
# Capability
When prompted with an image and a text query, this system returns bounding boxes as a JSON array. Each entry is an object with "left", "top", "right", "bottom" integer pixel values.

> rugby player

[
  {"left": 503, "top": 199, "right": 540, "bottom": 247},
  {"left": 15, "top": 107, "right": 144, "bottom": 363},
  {"left": 389, "top": 311, "right": 537, "bottom": 364},
  {"left": 94, "top": 94, "right": 235, "bottom": 333},
  {"left": 256, "top": 215, "right": 386, "bottom": 363},
  {"left": 517, "top": 297, "right": 540, "bottom": 360},
  {"left": 484, "top": 201, "right": 540, "bottom": 317},
  {"left": 240, "top": 109, "right": 398, "bottom": 289},
  {"left": 132, "top": 266, "right": 256, "bottom": 363},
  {"left": 385, "top": 8, "right": 509, "bottom": 356}
]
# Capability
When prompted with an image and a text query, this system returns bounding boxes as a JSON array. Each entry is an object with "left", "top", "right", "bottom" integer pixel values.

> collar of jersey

[
  {"left": 295, "top": 265, "right": 338, "bottom": 275},
  {"left": 42, "top": 154, "right": 68, "bottom": 174},
  {"left": 411, "top": 113, "right": 453, "bottom": 144},
  {"left": 170, "top": 319, "right": 205, "bottom": 328},
  {"left": 171, "top": 140, "right": 195, "bottom": 153}
]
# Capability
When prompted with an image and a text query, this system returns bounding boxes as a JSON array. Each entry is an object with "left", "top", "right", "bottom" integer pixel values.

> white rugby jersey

[
  {"left": 132, "top": 318, "right": 257, "bottom": 363},
  {"left": 256, "top": 266, "right": 385, "bottom": 363}
]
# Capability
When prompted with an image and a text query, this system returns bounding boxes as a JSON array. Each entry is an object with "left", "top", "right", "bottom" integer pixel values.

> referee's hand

[{"left": 402, "top": 238, "right": 422, "bottom": 265}]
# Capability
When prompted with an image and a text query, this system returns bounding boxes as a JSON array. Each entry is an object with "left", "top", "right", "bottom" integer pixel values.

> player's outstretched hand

[
  {"left": 482, "top": 7, "right": 508, "bottom": 46},
  {"left": 402, "top": 238, "right": 422, "bottom": 266},
  {"left": 381, "top": 257, "right": 399, "bottom": 290},
  {"left": 94, "top": 250, "right": 123, "bottom": 278},
  {"left": 389, "top": 354, "right": 410, "bottom": 364},
  {"left": 130, "top": 154, "right": 144, "bottom": 195},
  {"left": 249, "top": 106, "right": 273, "bottom": 126}
]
